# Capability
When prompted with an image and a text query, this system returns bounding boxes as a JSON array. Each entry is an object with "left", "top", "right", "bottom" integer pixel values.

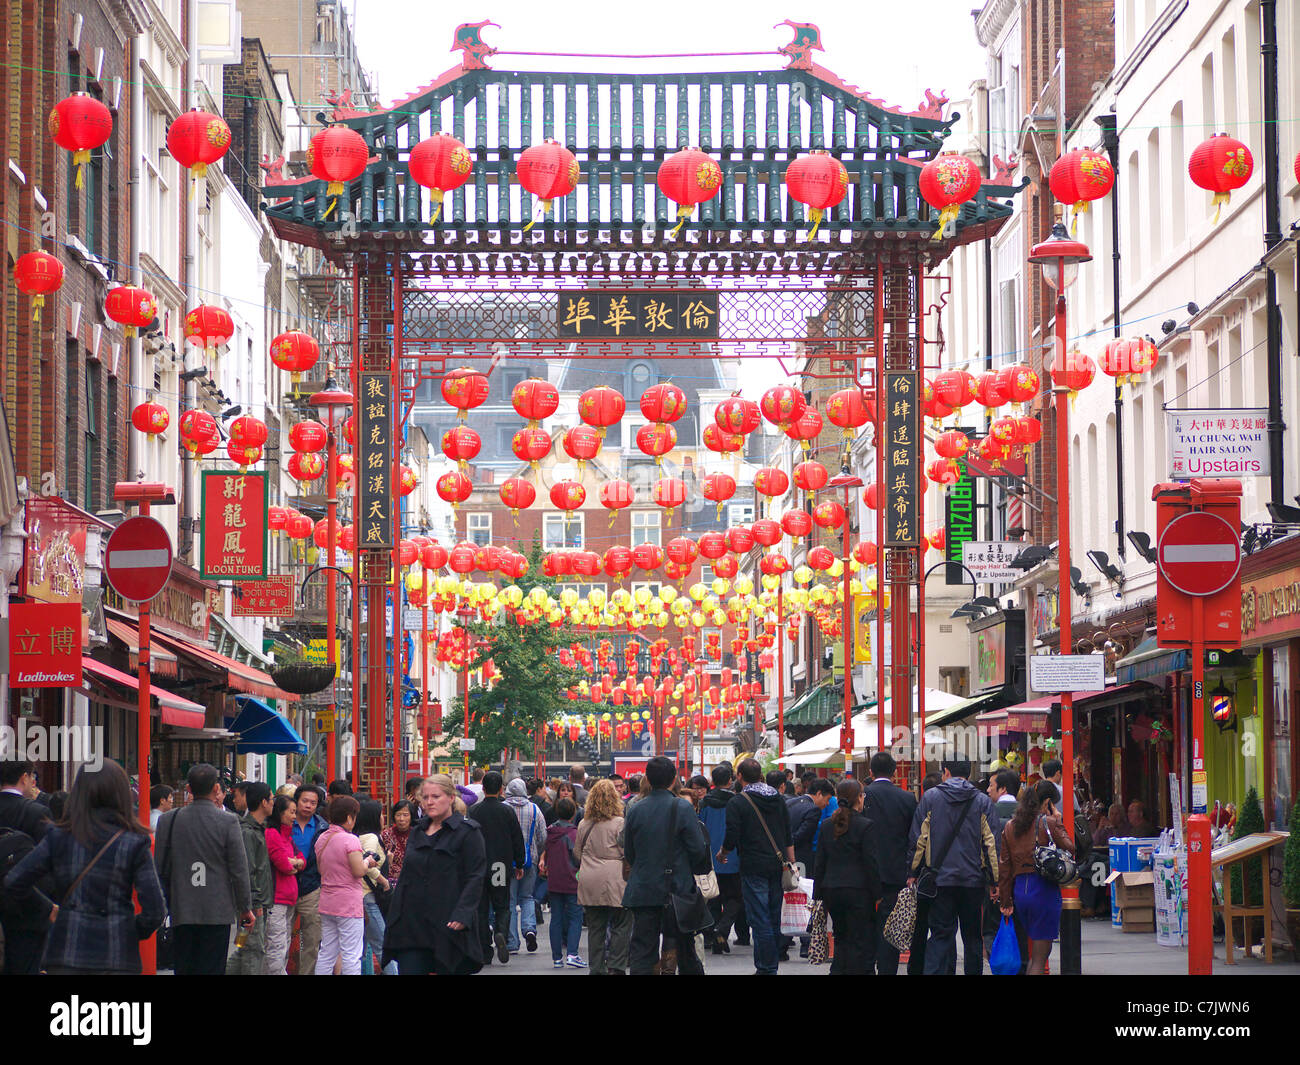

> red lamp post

[
  {"left": 456, "top": 603, "right": 476, "bottom": 784},
  {"left": 309, "top": 378, "right": 354, "bottom": 783},
  {"left": 695, "top": 653, "right": 708, "bottom": 779},
  {"left": 1027, "top": 220, "right": 1092, "bottom": 977},
  {"left": 828, "top": 471, "right": 863, "bottom": 762}
]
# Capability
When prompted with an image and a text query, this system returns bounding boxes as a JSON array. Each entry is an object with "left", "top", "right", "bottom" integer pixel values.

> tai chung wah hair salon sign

[{"left": 1166, "top": 408, "right": 1269, "bottom": 479}]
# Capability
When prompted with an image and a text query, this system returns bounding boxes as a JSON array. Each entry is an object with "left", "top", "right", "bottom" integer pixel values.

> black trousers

[
  {"left": 923, "top": 885, "right": 986, "bottom": 976},
  {"left": 871, "top": 884, "right": 903, "bottom": 975},
  {"left": 479, "top": 880, "right": 511, "bottom": 959},
  {"left": 627, "top": 905, "right": 703, "bottom": 975},
  {"left": 822, "top": 887, "right": 874, "bottom": 975},
  {"left": 172, "top": 924, "right": 230, "bottom": 976},
  {"left": 906, "top": 892, "right": 931, "bottom": 975},
  {"left": 2, "top": 927, "right": 46, "bottom": 975},
  {"left": 708, "top": 872, "right": 744, "bottom": 944},
  {"left": 393, "top": 948, "right": 438, "bottom": 975}
]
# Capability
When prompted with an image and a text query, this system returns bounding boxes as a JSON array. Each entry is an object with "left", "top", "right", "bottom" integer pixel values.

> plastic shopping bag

[
  {"left": 989, "top": 915, "right": 1020, "bottom": 975},
  {"left": 780, "top": 880, "right": 813, "bottom": 936}
]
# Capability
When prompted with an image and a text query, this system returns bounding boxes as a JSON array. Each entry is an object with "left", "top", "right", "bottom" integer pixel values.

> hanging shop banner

[
  {"left": 556, "top": 290, "right": 719, "bottom": 339},
  {"left": 853, "top": 595, "right": 873, "bottom": 664},
  {"left": 20, "top": 497, "right": 103, "bottom": 606},
  {"left": 7, "top": 602, "right": 83, "bottom": 688},
  {"left": 962, "top": 541, "right": 1022, "bottom": 584},
  {"left": 1166, "top": 407, "right": 1269, "bottom": 479},
  {"left": 358, "top": 372, "right": 393, "bottom": 550},
  {"left": 944, "top": 455, "right": 974, "bottom": 585},
  {"left": 200, "top": 471, "right": 269, "bottom": 580},
  {"left": 884, "top": 371, "right": 919, "bottom": 547},
  {"left": 231, "top": 575, "right": 294, "bottom": 618}
]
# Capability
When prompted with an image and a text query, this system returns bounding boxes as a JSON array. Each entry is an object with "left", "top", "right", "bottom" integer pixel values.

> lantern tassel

[
  {"left": 1070, "top": 199, "right": 1089, "bottom": 236},
  {"left": 73, "top": 149, "right": 90, "bottom": 189},
  {"left": 523, "top": 199, "right": 551, "bottom": 233},
  {"left": 430, "top": 190, "right": 444, "bottom": 225},
  {"left": 31, "top": 294, "right": 43, "bottom": 322},
  {"left": 932, "top": 203, "right": 960, "bottom": 241},
  {"left": 807, "top": 207, "right": 823, "bottom": 240},
  {"left": 1212, "top": 190, "right": 1230, "bottom": 225},
  {"left": 669, "top": 205, "right": 692, "bottom": 239}
]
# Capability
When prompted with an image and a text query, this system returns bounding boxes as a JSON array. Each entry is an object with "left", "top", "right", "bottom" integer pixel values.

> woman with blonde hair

[
  {"left": 574, "top": 778, "right": 630, "bottom": 975},
  {"left": 381, "top": 774, "right": 485, "bottom": 975}
]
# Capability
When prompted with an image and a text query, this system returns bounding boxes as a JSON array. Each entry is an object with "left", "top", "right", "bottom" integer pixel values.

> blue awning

[
  {"left": 1116, "top": 635, "right": 1188, "bottom": 685},
  {"left": 226, "top": 695, "right": 307, "bottom": 755}
]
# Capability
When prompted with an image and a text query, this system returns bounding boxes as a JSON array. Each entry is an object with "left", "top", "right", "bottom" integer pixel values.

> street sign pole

[
  {"left": 136, "top": 499, "right": 153, "bottom": 976},
  {"left": 1187, "top": 593, "right": 1212, "bottom": 975}
]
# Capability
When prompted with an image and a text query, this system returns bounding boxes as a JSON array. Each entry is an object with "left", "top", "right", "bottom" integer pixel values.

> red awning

[
  {"left": 105, "top": 618, "right": 179, "bottom": 677},
  {"left": 977, "top": 691, "right": 1106, "bottom": 736},
  {"left": 151, "top": 632, "right": 290, "bottom": 701},
  {"left": 81, "top": 657, "right": 206, "bottom": 728}
]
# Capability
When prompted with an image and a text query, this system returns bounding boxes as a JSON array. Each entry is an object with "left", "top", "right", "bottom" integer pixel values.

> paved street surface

[{"left": 477, "top": 917, "right": 1300, "bottom": 975}]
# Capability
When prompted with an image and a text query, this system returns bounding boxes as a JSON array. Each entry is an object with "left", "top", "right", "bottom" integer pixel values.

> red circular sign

[
  {"left": 104, "top": 516, "right": 174, "bottom": 603},
  {"left": 1157, "top": 511, "right": 1241, "bottom": 597}
]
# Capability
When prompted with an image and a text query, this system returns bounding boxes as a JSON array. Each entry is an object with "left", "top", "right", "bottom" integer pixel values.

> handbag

[
  {"left": 914, "top": 797, "right": 974, "bottom": 899},
  {"left": 54, "top": 829, "right": 124, "bottom": 922},
  {"left": 1033, "top": 814, "right": 1077, "bottom": 886},
  {"left": 882, "top": 884, "right": 918, "bottom": 951},
  {"left": 665, "top": 800, "right": 714, "bottom": 934},
  {"left": 741, "top": 791, "right": 800, "bottom": 891},
  {"left": 694, "top": 868, "right": 719, "bottom": 901},
  {"left": 780, "top": 882, "right": 812, "bottom": 936}
]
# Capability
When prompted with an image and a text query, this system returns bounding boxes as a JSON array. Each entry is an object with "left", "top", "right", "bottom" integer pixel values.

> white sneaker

[
  {"left": 553, "top": 958, "right": 565, "bottom": 967},
  {"left": 565, "top": 953, "right": 587, "bottom": 968}
]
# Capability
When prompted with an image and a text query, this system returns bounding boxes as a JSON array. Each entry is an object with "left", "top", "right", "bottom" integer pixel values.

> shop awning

[
  {"left": 778, "top": 688, "right": 965, "bottom": 764},
  {"left": 1075, "top": 682, "right": 1161, "bottom": 711},
  {"left": 105, "top": 618, "right": 178, "bottom": 678},
  {"left": 152, "top": 632, "right": 290, "bottom": 701},
  {"left": 225, "top": 695, "right": 307, "bottom": 755},
  {"left": 81, "top": 657, "right": 206, "bottom": 728},
  {"left": 780, "top": 681, "right": 842, "bottom": 727},
  {"left": 1116, "top": 635, "right": 1188, "bottom": 685},
  {"left": 924, "top": 690, "right": 1006, "bottom": 729}
]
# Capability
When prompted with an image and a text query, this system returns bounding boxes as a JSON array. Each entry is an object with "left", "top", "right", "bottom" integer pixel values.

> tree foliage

[{"left": 1283, "top": 800, "right": 1300, "bottom": 909}]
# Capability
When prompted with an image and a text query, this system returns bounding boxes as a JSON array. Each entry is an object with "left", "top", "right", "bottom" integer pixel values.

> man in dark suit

[
  {"left": 860, "top": 751, "right": 917, "bottom": 975},
  {"left": 0, "top": 760, "right": 53, "bottom": 973}
]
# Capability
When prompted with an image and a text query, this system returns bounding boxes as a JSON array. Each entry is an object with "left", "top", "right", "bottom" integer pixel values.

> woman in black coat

[
  {"left": 812, "top": 779, "right": 881, "bottom": 976},
  {"left": 381, "top": 774, "right": 486, "bottom": 975}
]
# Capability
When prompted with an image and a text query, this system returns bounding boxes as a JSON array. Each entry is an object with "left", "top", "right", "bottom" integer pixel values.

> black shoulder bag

[
  {"left": 915, "top": 798, "right": 974, "bottom": 899},
  {"left": 664, "top": 800, "right": 714, "bottom": 934}
]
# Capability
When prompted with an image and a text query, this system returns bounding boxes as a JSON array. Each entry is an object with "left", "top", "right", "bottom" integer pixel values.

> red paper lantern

[
  {"left": 603, "top": 546, "right": 633, "bottom": 577},
  {"left": 499, "top": 476, "right": 536, "bottom": 516},
  {"left": 725, "top": 526, "right": 754, "bottom": 554},
  {"left": 754, "top": 467, "right": 790, "bottom": 498},
  {"left": 715, "top": 396, "right": 761, "bottom": 436},
  {"left": 702, "top": 424, "right": 744, "bottom": 454},
  {"left": 988, "top": 416, "right": 1018, "bottom": 446},
  {"left": 974, "top": 370, "right": 1010, "bottom": 409},
  {"left": 813, "top": 501, "right": 845, "bottom": 530},
  {"left": 313, "top": 519, "right": 346, "bottom": 551},
  {"left": 792, "top": 461, "right": 828, "bottom": 493},
  {"left": 178, "top": 409, "right": 218, "bottom": 455},
  {"left": 1099, "top": 337, "right": 1159, "bottom": 384},
  {"left": 632, "top": 543, "right": 664, "bottom": 572},
  {"left": 934, "top": 430, "right": 970, "bottom": 459},
  {"left": 862, "top": 482, "right": 882, "bottom": 510},
  {"left": 652, "top": 477, "right": 687, "bottom": 521},
  {"left": 441, "top": 425, "right": 482, "bottom": 469},
  {"left": 229, "top": 416, "right": 268, "bottom": 451},
  {"left": 1189, "top": 134, "right": 1254, "bottom": 222},
  {"left": 550, "top": 480, "right": 586, "bottom": 511},
  {"left": 932, "top": 369, "right": 977, "bottom": 409},
  {"left": 808, "top": 545, "right": 836, "bottom": 571},
  {"left": 48, "top": 93, "right": 112, "bottom": 187},
  {"left": 697, "top": 532, "right": 727, "bottom": 560},
  {"left": 104, "top": 285, "right": 157, "bottom": 337},
  {"left": 761, "top": 553, "right": 791, "bottom": 576},
  {"left": 761, "top": 385, "right": 807, "bottom": 431},
  {"left": 422, "top": 541, "right": 449, "bottom": 569},
  {"left": 826, "top": 387, "right": 871, "bottom": 438},
  {"left": 1014, "top": 416, "right": 1043, "bottom": 449},
  {"left": 853, "top": 541, "right": 878, "bottom": 566},
  {"left": 448, "top": 543, "right": 477, "bottom": 574},
  {"left": 226, "top": 441, "right": 261, "bottom": 468},
  {"left": 656, "top": 147, "right": 723, "bottom": 235},
  {"left": 784, "top": 407, "right": 823, "bottom": 451},
  {"left": 166, "top": 109, "right": 232, "bottom": 183},
  {"left": 516, "top": 139, "right": 580, "bottom": 226},
  {"left": 781, "top": 510, "right": 812, "bottom": 541},
  {"left": 751, "top": 519, "right": 782, "bottom": 547},
  {"left": 701, "top": 472, "right": 736, "bottom": 518},
  {"left": 666, "top": 537, "right": 699, "bottom": 566},
  {"left": 512, "top": 377, "right": 560, "bottom": 424},
  {"left": 436, "top": 471, "right": 472, "bottom": 507},
  {"left": 512, "top": 427, "right": 551, "bottom": 468},
  {"left": 287, "top": 451, "right": 325, "bottom": 481},
  {"left": 923, "top": 379, "right": 955, "bottom": 424},
  {"left": 562, "top": 426, "right": 601, "bottom": 473},
  {"left": 997, "top": 363, "right": 1041, "bottom": 404},
  {"left": 1051, "top": 350, "right": 1097, "bottom": 398},
  {"left": 289, "top": 420, "right": 327, "bottom": 453},
  {"left": 1049, "top": 148, "right": 1115, "bottom": 230},
  {"left": 635, "top": 422, "right": 677, "bottom": 465},
  {"left": 307, "top": 125, "right": 369, "bottom": 218},
  {"left": 578, "top": 385, "right": 626, "bottom": 441},
  {"left": 285, "top": 513, "right": 313, "bottom": 540},
  {"left": 268, "top": 506, "right": 288, "bottom": 532},
  {"left": 441, "top": 367, "right": 490, "bottom": 421},
  {"left": 599, "top": 480, "right": 634, "bottom": 524},
  {"left": 919, "top": 153, "right": 982, "bottom": 239},
  {"left": 785, "top": 150, "right": 849, "bottom": 237},
  {"left": 926, "top": 458, "right": 961, "bottom": 486},
  {"left": 13, "top": 251, "right": 63, "bottom": 321},
  {"left": 398, "top": 466, "right": 418, "bottom": 497},
  {"left": 131, "top": 402, "right": 169, "bottom": 435},
  {"left": 408, "top": 132, "right": 473, "bottom": 222},
  {"left": 929, "top": 528, "right": 947, "bottom": 553},
  {"left": 184, "top": 304, "right": 234, "bottom": 353},
  {"left": 639, "top": 383, "right": 687, "bottom": 424},
  {"left": 571, "top": 550, "right": 601, "bottom": 577},
  {"left": 269, "top": 331, "right": 320, "bottom": 379}
]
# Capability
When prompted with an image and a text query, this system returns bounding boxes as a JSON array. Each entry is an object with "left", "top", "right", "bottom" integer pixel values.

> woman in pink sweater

[{"left": 264, "top": 794, "right": 305, "bottom": 975}]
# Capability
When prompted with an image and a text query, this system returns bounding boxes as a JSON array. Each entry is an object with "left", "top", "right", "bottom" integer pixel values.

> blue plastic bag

[{"left": 989, "top": 916, "right": 1020, "bottom": 975}]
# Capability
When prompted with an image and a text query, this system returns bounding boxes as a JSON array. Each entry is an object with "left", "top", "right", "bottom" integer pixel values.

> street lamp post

[
  {"left": 695, "top": 653, "right": 708, "bottom": 778},
  {"left": 456, "top": 603, "right": 475, "bottom": 785},
  {"left": 1028, "top": 220, "right": 1092, "bottom": 978},
  {"left": 829, "top": 472, "right": 863, "bottom": 763},
  {"left": 309, "top": 377, "right": 354, "bottom": 783}
]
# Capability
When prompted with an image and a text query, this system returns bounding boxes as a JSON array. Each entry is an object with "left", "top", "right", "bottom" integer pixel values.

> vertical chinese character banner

[
  {"left": 884, "top": 372, "right": 919, "bottom": 547},
  {"left": 200, "top": 471, "right": 269, "bottom": 580},
  {"left": 358, "top": 372, "right": 393, "bottom": 550},
  {"left": 944, "top": 454, "right": 974, "bottom": 585}
]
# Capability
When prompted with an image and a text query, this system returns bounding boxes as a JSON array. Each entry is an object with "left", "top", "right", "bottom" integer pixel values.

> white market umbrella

[{"left": 778, "top": 687, "right": 964, "bottom": 764}]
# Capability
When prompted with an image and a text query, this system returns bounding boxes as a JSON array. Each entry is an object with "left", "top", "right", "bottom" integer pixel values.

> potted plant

[
  {"left": 269, "top": 640, "right": 336, "bottom": 696},
  {"left": 1284, "top": 800, "right": 1300, "bottom": 951},
  {"left": 1228, "top": 787, "right": 1265, "bottom": 949}
]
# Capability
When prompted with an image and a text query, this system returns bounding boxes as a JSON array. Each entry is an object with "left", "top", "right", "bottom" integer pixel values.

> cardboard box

[
  {"left": 1120, "top": 909, "right": 1156, "bottom": 933},
  {"left": 1106, "top": 869, "right": 1155, "bottom": 908}
]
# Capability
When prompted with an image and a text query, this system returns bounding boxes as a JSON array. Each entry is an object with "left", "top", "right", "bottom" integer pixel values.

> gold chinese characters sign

[
  {"left": 7, "top": 602, "right": 83, "bottom": 688},
  {"left": 884, "top": 371, "right": 919, "bottom": 547},
  {"left": 358, "top": 372, "right": 393, "bottom": 550},
  {"left": 556, "top": 290, "right": 719, "bottom": 339},
  {"left": 200, "top": 472, "right": 269, "bottom": 580}
]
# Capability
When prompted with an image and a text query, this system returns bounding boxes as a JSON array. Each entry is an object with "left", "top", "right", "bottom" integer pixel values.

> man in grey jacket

[
  {"left": 227, "top": 781, "right": 274, "bottom": 975},
  {"left": 503, "top": 777, "right": 547, "bottom": 953},
  {"left": 155, "top": 763, "right": 254, "bottom": 975}
]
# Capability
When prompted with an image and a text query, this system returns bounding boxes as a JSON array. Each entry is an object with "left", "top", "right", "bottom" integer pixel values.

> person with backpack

[
  {"left": 502, "top": 777, "right": 546, "bottom": 954},
  {"left": 0, "top": 759, "right": 53, "bottom": 974},
  {"left": 998, "top": 780, "right": 1075, "bottom": 975},
  {"left": 812, "top": 779, "right": 880, "bottom": 975},
  {"left": 226, "top": 781, "right": 274, "bottom": 975},
  {"left": 698, "top": 764, "right": 742, "bottom": 955},
  {"left": 542, "top": 797, "right": 585, "bottom": 967},
  {"left": 4, "top": 761, "right": 165, "bottom": 975},
  {"left": 467, "top": 771, "right": 525, "bottom": 965},
  {"left": 574, "top": 779, "right": 631, "bottom": 974}
]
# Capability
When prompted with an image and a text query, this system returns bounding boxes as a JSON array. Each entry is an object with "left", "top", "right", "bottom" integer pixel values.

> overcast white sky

[{"left": 351, "top": 0, "right": 988, "bottom": 115}]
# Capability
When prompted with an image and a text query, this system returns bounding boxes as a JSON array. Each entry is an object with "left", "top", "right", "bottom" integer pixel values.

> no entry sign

[
  {"left": 1157, "top": 511, "right": 1241, "bottom": 597},
  {"left": 104, "top": 517, "right": 174, "bottom": 603}
]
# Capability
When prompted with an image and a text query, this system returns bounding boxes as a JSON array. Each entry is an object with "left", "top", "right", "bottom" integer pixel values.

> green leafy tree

[
  {"left": 1284, "top": 800, "right": 1300, "bottom": 909},
  {"left": 1228, "top": 786, "right": 1266, "bottom": 945},
  {"left": 441, "top": 542, "right": 588, "bottom": 759}
]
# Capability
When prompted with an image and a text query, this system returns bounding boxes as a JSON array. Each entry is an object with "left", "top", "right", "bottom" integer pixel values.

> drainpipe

[
  {"left": 180, "top": 0, "right": 200, "bottom": 560},
  {"left": 128, "top": 33, "right": 145, "bottom": 482},
  {"left": 1261, "top": 0, "right": 1286, "bottom": 509},
  {"left": 1096, "top": 113, "right": 1124, "bottom": 558}
]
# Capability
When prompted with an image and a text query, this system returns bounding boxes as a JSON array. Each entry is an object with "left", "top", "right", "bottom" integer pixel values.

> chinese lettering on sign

[
  {"left": 358, "top": 372, "right": 393, "bottom": 550},
  {"left": 961, "top": 541, "right": 1021, "bottom": 584},
  {"left": 8, "top": 602, "right": 83, "bottom": 688},
  {"left": 883, "top": 372, "right": 919, "bottom": 547},
  {"left": 1166, "top": 407, "right": 1269, "bottom": 478},
  {"left": 200, "top": 471, "right": 268, "bottom": 580},
  {"left": 231, "top": 575, "right": 295, "bottom": 618},
  {"left": 556, "top": 290, "right": 720, "bottom": 339}
]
